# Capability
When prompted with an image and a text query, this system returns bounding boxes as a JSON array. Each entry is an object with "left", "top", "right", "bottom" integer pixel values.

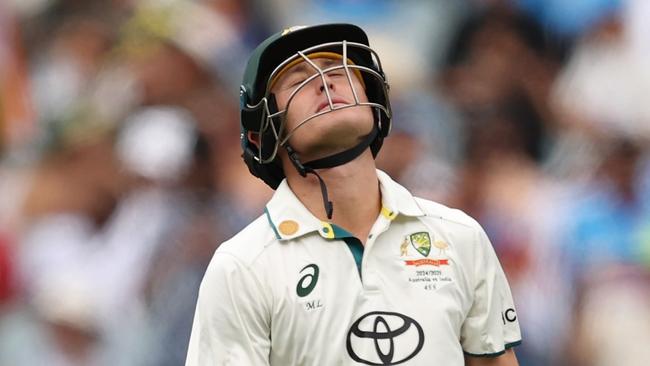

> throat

[{"left": 286, "top": 152, "right": 381, "bottom": 243}]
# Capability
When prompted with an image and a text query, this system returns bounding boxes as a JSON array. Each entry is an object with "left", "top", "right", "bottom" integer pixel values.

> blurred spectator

[
  {"left": 29, "top": 15, "right": 112, "bottom": 128},
  {"left": 0, "top": 285, "right": 110, "bottom": 366},
  {"left": 143, "top": 206, "right": 226, "bottom": 366},
  {"left": 18, "top": 125, "right": 129, "bottom": 308},
  {"left": 551, "top": 11, "right": 650, "bottom": 140},
  {"left": 441, "top": 4, "right": 558, "bottom": 163},
  {"left": 562, "top": 139, "right": 650, "bottom": 278},
  {"left": 376, "top": 90, "right": 463, "bottom": 203},
  {"left": 570, "top": 265, "right": 650, "bottom": 366}
]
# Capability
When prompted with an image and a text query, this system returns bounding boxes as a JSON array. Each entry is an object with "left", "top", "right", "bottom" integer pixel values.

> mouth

[{"left": 316, "top": 98, "right": 349, "bottom": 113}]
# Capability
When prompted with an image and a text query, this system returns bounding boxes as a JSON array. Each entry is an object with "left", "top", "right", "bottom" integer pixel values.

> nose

[{"left": 317, "top": 74, "right": 335, "bottom": 93}]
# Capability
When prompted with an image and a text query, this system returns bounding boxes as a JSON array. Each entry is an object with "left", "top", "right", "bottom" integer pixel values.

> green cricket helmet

[{"left": 240, "top": 23, "right": 392, "bottom": 190}]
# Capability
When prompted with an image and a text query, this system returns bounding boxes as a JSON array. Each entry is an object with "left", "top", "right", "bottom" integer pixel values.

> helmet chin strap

[{"left": 284, "top": 126, "right": 379, "bottom": 220}]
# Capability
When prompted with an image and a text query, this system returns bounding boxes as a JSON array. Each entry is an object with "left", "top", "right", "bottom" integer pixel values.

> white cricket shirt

[{"left": 186, "top": 170, "right": 521, "bottom": 365}]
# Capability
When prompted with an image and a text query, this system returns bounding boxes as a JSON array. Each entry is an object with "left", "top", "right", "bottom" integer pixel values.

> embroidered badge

[
  {"left": 402, "top": 232, "right": 450, "bottom": 267},
  {"left": 401, "top": 232, "right": 453, "bottom": 290},
  {"left": 409, "top": 232, "right": 431, "bottom": 257},
  {"left": 279, "top": 220, "right": 299, "bottom": 235}
]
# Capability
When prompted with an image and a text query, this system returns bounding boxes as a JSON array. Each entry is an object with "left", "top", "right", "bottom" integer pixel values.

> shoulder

[
  {"left": 413, "top": 197, "right": 482, "bottom": 232},
  {"left": 410, "top": 197, "right": 492, "bottom": 270},
  {"left": 198, "top": 214, "right": 279, "bottom": 300},
  {"left": 212, "top": 214, "right": 280, "bottom": 268}
]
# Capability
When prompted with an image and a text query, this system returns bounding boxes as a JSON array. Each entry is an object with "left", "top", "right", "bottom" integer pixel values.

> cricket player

[{"left": 186, "top": 23, "right": 521, "bottom": 366}]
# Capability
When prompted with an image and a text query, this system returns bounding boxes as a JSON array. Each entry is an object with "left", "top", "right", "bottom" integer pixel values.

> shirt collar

[
  {"left": 264, "top": 179, "right": 326, "bottom": 241},
  {"left": 376, "top": 169, "right": 425, "bottom": 219},
  {"left": 264, "top": 169, "right": 424, "bottom": 241}
]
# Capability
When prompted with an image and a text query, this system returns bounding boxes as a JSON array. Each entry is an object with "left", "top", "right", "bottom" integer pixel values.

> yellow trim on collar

[
  {"left": 320, "top": 221, "right": 335, "bottom": 239},
  {"left": 269, "top": 51, "right": 365, "bottom": 91},
  {"left": 381, "top": 206, "right": 397, "bottom": 220}
]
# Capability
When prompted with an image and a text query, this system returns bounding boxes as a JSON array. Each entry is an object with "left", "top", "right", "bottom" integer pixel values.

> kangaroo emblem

[{"left": 400, "top": 237, "right": 409, "bottom": 256}]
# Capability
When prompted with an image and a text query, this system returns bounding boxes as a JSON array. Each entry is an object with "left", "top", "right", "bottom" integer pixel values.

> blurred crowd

[{"left": 1, "top": 0, "right": 649, "bottom": 365}]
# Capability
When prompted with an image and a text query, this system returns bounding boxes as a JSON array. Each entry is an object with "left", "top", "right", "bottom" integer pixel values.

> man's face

[{"left": 270, "top": 56, "right": 374, "bottom": 161}]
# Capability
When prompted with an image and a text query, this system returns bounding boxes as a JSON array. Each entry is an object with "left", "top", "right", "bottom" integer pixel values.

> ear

[{"left": 247, "top": 131, "right": 261, "bottom": 148}]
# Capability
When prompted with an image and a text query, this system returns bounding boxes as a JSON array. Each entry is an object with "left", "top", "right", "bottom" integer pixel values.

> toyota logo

[{"left": 346, "top": 311, "right": 424, "bottom": 365}]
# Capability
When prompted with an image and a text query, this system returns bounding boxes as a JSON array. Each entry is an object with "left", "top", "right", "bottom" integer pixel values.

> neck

[{"left": 283, "top": 150, "right": 381, "bottom": 243}]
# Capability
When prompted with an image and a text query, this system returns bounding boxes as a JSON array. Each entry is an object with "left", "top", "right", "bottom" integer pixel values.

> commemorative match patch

[
  {"left": 400, "top": 232, "right": 454, "bottom": 291},
  {"left": 401, "top": 232, "right": 450, "bottom": 267}
]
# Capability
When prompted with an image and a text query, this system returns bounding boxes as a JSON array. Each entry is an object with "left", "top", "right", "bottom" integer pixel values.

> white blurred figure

[
  {"left": 117, "top": 107, "right": 197, "bottom": 184},
  {"left": 624, "top": 0, "right": 650, "bottom": 60},
  {"left": 16, "top": 106, "right": 201, "bottom": 365},
  {"left": 551, "top": 2, "right": 650, "bottom": 140},
  {"left": 571, "top": 265, "right": 650, "bottom": 366},
  {"left": 91, "top": 106, "right": 198, "bottom": 321},
  {"left": 29, "top": 17, "right": 111, "bottom": 126},
  {"left": 0, "top": 273, "right": 108, "bottom": 366}
]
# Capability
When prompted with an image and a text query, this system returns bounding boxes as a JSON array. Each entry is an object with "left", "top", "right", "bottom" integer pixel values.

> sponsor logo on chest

[
  {"left": 347, "top": 311, "right": 424, "bottom": 365},
  {"left": 295, "top": 263, "right": 324, "bottom": 311}
]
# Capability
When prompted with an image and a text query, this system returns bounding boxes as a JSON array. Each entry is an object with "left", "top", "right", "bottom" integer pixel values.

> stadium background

[{"left": 1, "top": 0, "right": 649, "bottom": 365}]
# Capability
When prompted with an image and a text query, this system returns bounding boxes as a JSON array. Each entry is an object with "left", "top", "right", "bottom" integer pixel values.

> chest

[{"left": 262, "top": 220, "right": 474, "bottom": 365}]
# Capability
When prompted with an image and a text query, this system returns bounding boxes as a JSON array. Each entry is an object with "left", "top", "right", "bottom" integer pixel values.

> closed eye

[
  {"left": 328, "top": 70, "right": 345, "bottom": 77},
  {"left": 284, "top": 72, "right": 308, "bottom": 89},
  {"left": 289, "top": 78, "right": 305, "bottom": 87}
]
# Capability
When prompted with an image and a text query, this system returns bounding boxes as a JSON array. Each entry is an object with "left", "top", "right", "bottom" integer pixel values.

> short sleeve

[
  {"left": 185, "top": 252, "right": 271, "bottom": 366},
  {"left": 460, "top": 225, "right": 522, "bottom": 357}
]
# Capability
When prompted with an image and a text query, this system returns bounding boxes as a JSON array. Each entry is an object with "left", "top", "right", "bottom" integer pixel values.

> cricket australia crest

[{"left": 409, "top": 232, "right": 431, "bottom": 257}]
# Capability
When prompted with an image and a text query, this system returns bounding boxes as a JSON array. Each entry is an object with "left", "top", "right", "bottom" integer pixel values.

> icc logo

[{"left": 346, "top": 311, "right": 424, "bottom": 365}]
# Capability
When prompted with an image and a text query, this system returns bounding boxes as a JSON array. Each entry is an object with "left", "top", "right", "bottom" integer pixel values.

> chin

[
  {"left": 315, "top": 107, "right": 372, "bottom": 131},
  {"left": 293, "top": 126, "right": 371, "bottom": 161},
  {"left": 286, "top": 107, "right": 373, "bottom": 153}
]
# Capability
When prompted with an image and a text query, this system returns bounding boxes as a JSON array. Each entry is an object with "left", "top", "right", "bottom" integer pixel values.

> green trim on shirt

[
  {"left": 342, "top": 237, "right": 364, "bottom": 279},
  {"left": 264, "top": 207, "right": 281, "bottom": 240},
  {"left": 327, "top": 224, "right": 363, "bottom": 278},
  {"left": 463, "top": 340, "right": 522, "bottom": 358},
  {"left": 330, "top": 224, "right": 354, "bottom": 239}
]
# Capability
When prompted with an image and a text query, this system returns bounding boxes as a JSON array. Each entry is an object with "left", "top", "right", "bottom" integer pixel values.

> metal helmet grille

[{"left": 246, "top": 40, "right": 391, "bottom": 164}]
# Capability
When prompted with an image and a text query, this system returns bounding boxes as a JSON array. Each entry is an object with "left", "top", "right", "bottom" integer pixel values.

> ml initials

[{"left": 305, "top": 300, "right": 323, "bottom": 311}]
